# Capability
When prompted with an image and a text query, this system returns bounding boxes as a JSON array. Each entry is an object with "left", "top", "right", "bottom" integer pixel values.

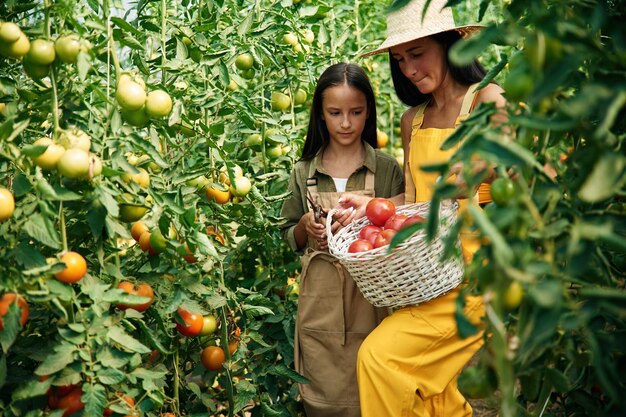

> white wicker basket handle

[{"left": 324, "top": 208, "right": 340, "bottom": 244}]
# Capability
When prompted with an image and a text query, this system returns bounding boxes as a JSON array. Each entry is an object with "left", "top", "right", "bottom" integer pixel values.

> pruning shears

[{"left": 306, "top": 191, "right": 328, "bottom": 224}]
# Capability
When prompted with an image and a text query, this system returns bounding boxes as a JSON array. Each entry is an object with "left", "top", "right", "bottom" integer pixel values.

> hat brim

[{"left": 361, "top": 25, "right": 483, "bottom": 58}]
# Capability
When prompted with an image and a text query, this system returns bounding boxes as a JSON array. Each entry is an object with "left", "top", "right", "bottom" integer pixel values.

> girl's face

[
  {"left": 321, "top": 83, "right": 369, "bottom": 147},
  {"left": 390, "top": 36, "right": 448, "bottom": 94}
]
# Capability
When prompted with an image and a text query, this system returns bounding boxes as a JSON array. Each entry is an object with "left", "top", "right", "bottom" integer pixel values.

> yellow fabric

[
  {"left": 357, "top": 289, "right": 484, "bottom": 417},
  {"left": 357, "top": 88, "right": 486, "bottom": 417}
]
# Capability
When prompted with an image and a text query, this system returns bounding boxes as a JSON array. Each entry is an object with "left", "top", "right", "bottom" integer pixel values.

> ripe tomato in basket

[
  {"left": 373, "top": 229, "right": 397, "bottom": 248},
  {"left": 359, "top": 225, "right": 382, "bottom": 241},
  {"left": 366, "top": 198, "right": 395, "bottom": 226},
  {"left": 401, "top": 214, "right": 426, "bottom": 229},
  {"left": 348, "top": 239, "right": 373, "bottom": 253},
  {"left": 383, "top": 214, "right": 408, "bottom": 231}
]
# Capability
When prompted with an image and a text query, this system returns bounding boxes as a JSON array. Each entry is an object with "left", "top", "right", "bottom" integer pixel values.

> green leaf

[
  {"left": 386, "top": 0, "right": 413, "bottom": 13},
  {"left": 23, "top": 213, "right": 61, "bottom": 249},
  {"left": 0, "top": 304, "right": 21, "bottom": 352},
  {"left": 107, "top": 326, "right": 151, "bottom": 354},
  {"left": 11, "top": 378, "right": 51, "bottom": 401},
  {"left": 578, "top": 153, "right": 626, "bottom": 202},
  {"left": 241, "top": 304, "right": 275, "bottom": 317},
  {"left": 234, "top": 379, "right": 257, "bottom": 413},
  {"left": 468, "top": 204, "right": 513, "bottom": 265},
  {"left": 475, "top": 52, "right": 508, "bottom": 91},
  {"left": 238, "top": 11, "right": 254, "bottom": 36},
  {"left": 97, "top": 367, "right": 126, "bottom": 385},
  {"left": 455, "top": 292, "right": 480, "bottom": 338},
  {"left": 449, "top": 25, "right": 499, "bottom": 66},
  {"left": 269, "top": 364, "right": 309, "bottom": 384},
  {"left": 82, "top": 383, "right": 107, "bottom": 417},
  {"left": 35, "top": 346, "right": 76, "bottom": 376},
  {"left": 135, "top": 319, "right": 174, "bottom": 355}
]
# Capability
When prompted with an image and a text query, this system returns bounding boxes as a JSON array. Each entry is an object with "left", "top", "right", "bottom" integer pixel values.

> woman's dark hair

[
  {"left": 389, "top": 30, "right": 487, "bottom": 107},
  {"left": 300, "top": 63, "right": 377, "bottom": 161}
]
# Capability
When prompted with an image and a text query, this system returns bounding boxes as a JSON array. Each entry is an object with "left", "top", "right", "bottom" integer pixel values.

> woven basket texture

[{"left": 327, "top": 201, "right": 464, "bottom": 308}]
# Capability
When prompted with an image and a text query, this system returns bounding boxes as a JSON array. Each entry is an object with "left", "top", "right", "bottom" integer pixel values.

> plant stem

[
  {"left": 161, "top": 0, "right": 167, "bottom": 84},
  {"left": 59, "top": 202, "right": 68, "bottom": 252}
]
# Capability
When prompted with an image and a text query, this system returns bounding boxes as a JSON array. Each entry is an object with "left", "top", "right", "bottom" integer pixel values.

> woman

[
  {"left": 279, "top": 63, "right": 404, "bottom": 417},
  {"left": 340, "top": 0, "right": 506, "bottom": 416}
]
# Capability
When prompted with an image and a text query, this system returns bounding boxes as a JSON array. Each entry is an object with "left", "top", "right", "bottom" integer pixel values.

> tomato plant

[{"left": 2, "top": 0, "right": 620, "bottom": 416}]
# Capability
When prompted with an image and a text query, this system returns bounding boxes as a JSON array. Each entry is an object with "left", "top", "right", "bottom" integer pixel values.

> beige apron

[{"left": 295, "top": 163, "right": 389, "bottom": 417}]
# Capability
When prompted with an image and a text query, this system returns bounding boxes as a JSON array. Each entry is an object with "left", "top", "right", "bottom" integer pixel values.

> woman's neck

[{"left": 428, "top": 77, "right": 466, "bottom": 110}]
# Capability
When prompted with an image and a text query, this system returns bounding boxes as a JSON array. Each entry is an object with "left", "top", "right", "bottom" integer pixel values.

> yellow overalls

[{"left": 357, "top": 85, "right": 486, "bottom": 417}]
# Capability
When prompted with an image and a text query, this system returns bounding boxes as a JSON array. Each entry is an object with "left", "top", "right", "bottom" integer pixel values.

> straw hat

[{"left": 362, "top": 0, "right": 483, "bottom": 57}]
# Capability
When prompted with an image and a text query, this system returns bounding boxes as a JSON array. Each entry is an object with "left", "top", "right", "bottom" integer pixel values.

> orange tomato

[
  {"left": 138, "top": 231, "right": 158, "bottom": 255},
  {"left": 228, "top": 340, "right": 238, "bottom": 355},
  {"left": 205, "top": 184, "right": 230, "bottom": 204},
  {"left": 116, "top": 281, "right": 154, "bottom": 312},
  {"left": 55, "top": 252, "right": 87, "bottom": 283},
  {"left": 0, "top": 292, "right": 29, "bottom": 331},
  {"left": 175, "top": 308, "right": 204, "bottom": 337},
  {"left": 201, "top": 345, "right": 226, "bottom": 371},
  {"left": 130, "top": 221, "right": 149, "bottom": 242}
]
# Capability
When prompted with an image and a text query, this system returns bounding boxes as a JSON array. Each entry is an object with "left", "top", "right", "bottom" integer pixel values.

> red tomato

[
  {"left": 56, "top": 387, "right": 84, "bottom": 417},
  {"left": 365, "top": 198, "right": 395, "bottom": 227},
  {"left": 175, "top": 308, "right": 204, "bottom": 337},
  {"left": 373, "top": 229, "right": 397, "bottom": 248},
  {"left": 359, "top": 225, "right": 382, "bottom": 241},
  {"left": 383, "top": 214, "right": 408, "bottom": 231},
  {"left": 401, "top": 214, "right": 426, "bottom": 229},
  {"left": 348, "top": 239, "right": 373, "bottom": 253},
  {"left": 201, "top": 345, "right": 226, "bottom": 371}
]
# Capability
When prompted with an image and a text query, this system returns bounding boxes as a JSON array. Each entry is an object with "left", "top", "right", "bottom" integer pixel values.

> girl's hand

[
  {"left": 299, "top": 210, "right": 327, "bottom": 248},
  {"left": 329, "top": 206, "right": 355, "bottom": 234},
  {"left": 336, "top": 194, "right": 372, "bottom": 220}
]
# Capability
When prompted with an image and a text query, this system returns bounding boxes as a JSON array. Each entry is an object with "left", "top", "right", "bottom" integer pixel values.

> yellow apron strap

[
  {"left": 412, "top": 102, "right": 428, "bottom": 130},
  {"left": 454, "top": 82, "right": 480, "bottom": 127}
]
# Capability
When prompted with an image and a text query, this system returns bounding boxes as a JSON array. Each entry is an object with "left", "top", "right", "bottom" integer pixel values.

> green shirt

[{"left": 280, "top": 143, "right": 404, "bottom": 252}]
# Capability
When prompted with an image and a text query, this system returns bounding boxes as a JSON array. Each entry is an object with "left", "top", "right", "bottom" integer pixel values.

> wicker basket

[{"left": 326, "top": 201, "right": 464, "bottom": 308}]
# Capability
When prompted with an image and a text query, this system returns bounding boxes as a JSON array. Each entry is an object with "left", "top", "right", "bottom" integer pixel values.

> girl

[
  {"left": 280, "top": 63, "right": 404, "bottom": 417},
  {"left": 339, "top": 0, "right": 507, "bottom": 415}
]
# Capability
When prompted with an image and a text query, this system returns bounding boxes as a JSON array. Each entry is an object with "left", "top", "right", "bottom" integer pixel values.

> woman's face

[
  {"left": 321, "top": 83, "right": 369, "bottom": 147},
  {"left": 390, "top": 36, "right": 448, "bottom": 94}
]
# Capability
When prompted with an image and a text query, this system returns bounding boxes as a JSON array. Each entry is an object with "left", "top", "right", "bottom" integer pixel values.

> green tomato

[
  {"left": 199, "top": 315, "right": 218, "bottom": 336},
  {"left": 489, "top": 178, "right": 517, "bottom": 206}
]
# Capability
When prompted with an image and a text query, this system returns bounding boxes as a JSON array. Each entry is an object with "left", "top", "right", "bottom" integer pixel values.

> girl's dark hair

[
  {"left": 389, "top": 30, "right": 487, "bottom": 107},
  {"left": 300, "top": 63, "right": 377, "bottom": 160}
]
